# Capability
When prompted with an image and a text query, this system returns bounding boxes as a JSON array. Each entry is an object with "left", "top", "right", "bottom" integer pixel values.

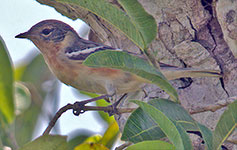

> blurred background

[{"left": 0, "top": 0, "right": 119, "bottom": 149}]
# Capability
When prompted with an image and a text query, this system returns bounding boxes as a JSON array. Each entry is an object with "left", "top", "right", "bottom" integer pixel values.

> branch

[
  {"left": 227, "top": 139, "right": 237, "bottom": 145},
  {"left": 43, "top": 104, "right": 73, "bottom": 135},
  {"left": 42, "top": 95, "right": 136, "bottom": 135},
  {"left": 189, "top": 96, "right": 236, "bottom": 114},
  {"left": 79, "top": 106, "right": 135, "bottom": 114}
]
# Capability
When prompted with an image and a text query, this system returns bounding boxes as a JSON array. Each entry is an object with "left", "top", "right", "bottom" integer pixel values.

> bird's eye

[{"left": 42, "top": 28, "right": 54, "bottom": 35}]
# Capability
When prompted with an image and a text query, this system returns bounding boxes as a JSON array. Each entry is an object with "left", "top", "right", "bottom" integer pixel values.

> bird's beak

[{"left": 15, "top": 31, "right": 30, "bottom": 39}]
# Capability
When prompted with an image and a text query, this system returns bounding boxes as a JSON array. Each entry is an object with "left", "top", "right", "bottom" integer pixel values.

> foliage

[
  {"left": 0, "top": 36, "right": 14, "bottom": 124},
  {"left": 83, "top": 50, "right": 178, "bottom": 102},
  {"left": 1, "top": 0, "right": 236, "bottom": 150},
  {"left": 57, "top": 0, "right": 157, "bottom": 50},
  {"left": 19, "top": 135, "right": 67, "bottom": 150}
]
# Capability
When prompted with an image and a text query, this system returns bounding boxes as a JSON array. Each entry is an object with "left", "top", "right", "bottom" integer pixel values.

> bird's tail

[{"left": 160, "top": 67, "right": 222, "bottom": 80}]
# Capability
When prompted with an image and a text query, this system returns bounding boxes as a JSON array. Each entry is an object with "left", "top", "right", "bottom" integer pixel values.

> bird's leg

[
  {"left": 72, "top": 94, "right": 112, "bottom": 116},
  {"left": 104, "top": 93, "right": 128, "bottom": 116},
  {"left": 73, "top": 93, "right": 128, "bottom": 116}
]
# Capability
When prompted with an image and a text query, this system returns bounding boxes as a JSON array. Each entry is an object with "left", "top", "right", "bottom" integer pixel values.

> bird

[{"left": 15, "top": 19, "right": 221, "bottom": 104}]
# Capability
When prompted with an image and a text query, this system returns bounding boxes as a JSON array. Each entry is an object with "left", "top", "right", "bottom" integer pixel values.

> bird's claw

[
  {"left": 73, "top": 101, "right": 86, "bottom": 116},
  {"left": 105, "top": 104, "right": 118, "bottom": 116}
]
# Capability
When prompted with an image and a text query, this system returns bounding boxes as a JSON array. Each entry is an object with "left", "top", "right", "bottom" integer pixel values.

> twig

[
  {"left": 115, "top": 142, "right": 133, "bottom": 150},
  {"left": 43, "top": 104, "right": 73, "bottom": 135},
  {"left": 78, "top": 106, "right": 136, "bottom": 114},
  {"left": 227, "top": 139, "right": 237, "bottom": 145},
  {"left": 43, "top": 97, "right": 136, "bottom": 135},
  {"left": 189, "top": 96, "right": 236, "bottom": 114}
]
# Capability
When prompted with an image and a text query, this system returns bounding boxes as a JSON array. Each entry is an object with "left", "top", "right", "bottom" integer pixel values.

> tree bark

[{"left": 37, "top": 0, "right": 237, "bottom": 149}]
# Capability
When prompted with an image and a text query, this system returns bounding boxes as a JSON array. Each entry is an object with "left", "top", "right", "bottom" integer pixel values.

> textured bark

[{"left": 37, "top": 0, "right": 237, "bottom": 149}]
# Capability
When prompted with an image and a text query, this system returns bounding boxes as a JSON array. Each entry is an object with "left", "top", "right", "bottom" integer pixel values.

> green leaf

[
  {"left": 213, "top": 100, "right": 237, "bottom": 150},
  {"left": 122, "top": 98, "right": 206, "bottom": 148},
  {"left": 196, "top": 123, "right": 213, "bottom": 150},
  {"left": 15, "top": 54, "right": 57, "bottom": 146},
  {"left": 0, "top": 36, "right": 14, "bottom": 124},
  {"left": 95, "top": 99, "right": 115, "bottom": 124},
  {"left": 57, "top": 0, "right": 156, "bottom": 49},
  {"left": 148, "top": 99, "right": 197, "bottom": 130},
  {"left": 19, "top": 135, "right": 67, "bottom": 150},
  {"left": 21, "top": 54, "right": 54, "bottom": 97},
  {"left": 121, "top": 104, "right": 166, "bottom": 142},
  {"left": 68, "top": 129, "right": 94, "bottom": 150},
  {"left": 15, "top": 105, "right": 41, "bottom": 146},
  {"left": 83, "top": 134, "right": 103, "bottom": 143},
  {"left": 122, "top": 99, "right": 196, "bottom": 143},
  {"left": 126, "top": 140, "right": 175, "bottom": 150},
  {"left": 79, "top": 91, "right": 100, "bottom": 98},
  {"left": 99, "top": 121, "right": 119, "bottom": 149},
  {"left": 14, "top": 82, "right": 31, "bottom": 114},
  {"left": 118, "top": 0, "right": 157, "bottom": 48},
  {"left": 83, "top": 50, "right": 178, "bottom": 102},
  {"left": 130, "top": 100, "right": 192, "bottom": 150},
  {"left": 14, "top": 65, "right": 26, "bottom": 81}
]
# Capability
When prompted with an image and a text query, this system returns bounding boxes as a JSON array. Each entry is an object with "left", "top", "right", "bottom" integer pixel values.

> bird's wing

[
  {"left": 64, "top": 38, "right": 222, "bottom": 79},
  {"left": 65, "top": 38, "right": 121, "bottom": 61}
]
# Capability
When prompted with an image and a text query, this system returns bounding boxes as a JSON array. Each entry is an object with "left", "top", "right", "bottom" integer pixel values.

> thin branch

[
  {"left": 189, "top": 96, "right": 236, "bottom": 114},
  {"left": 81, "top": 106, "right": 136, "bottom": 114},
  {"left": 115, "top": 142, "right": 133, "bottom": 150},
  {"left": 42, "top": 98, "right": 136, "bottom": 135},
  {"left": 43, "top": 104, "right": 73, "bottom": 135},
  {"left": 227, "top": 139, "right": 237, "bottom": 145}
]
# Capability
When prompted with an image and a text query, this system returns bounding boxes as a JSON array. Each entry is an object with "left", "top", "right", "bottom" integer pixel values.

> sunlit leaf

[
  {"left": 83, "top": 50, "right": 178, "bottom": 102},
  {"left": 74, "top": 143, "right": 109, "bottom": 150},
  {"left": 127, "top": 140, "right": 175, "bottom": 150},
  {"left": 19, "top": 135, "right": 67, "bottom": 150},
  {"left": 14, "top": 65, "right": 26, "bottom": 81},
  {"left": 129, "top": 100, "right": 192, "bottom": 149},
  {"left": 83, "top": 134, "right": 102, "bottom": 143},
  {"left": 95, "top": 99, "right": 115, "bottom": 125},
  {"left": 99, "top": 121, "right": 119, "bottom": 149},
  {"left": 79, "top": 91, "right": 100, "bottom": 98},
  {"left": 68, "top": 129, "right": 94, "bottom": 150},
  {"left": 0, "top": 36, "right": 14, "bottom": 124},
  {"left": 213, "top": 100, "right": 237, "bottom": 150},
  {"left": 74, "top": 134, "right": 109, "bottom": 150}
]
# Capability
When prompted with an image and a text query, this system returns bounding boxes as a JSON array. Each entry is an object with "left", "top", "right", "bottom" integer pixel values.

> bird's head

[{"left": 15, "top": 19, "right": 79, "bottom": 54}]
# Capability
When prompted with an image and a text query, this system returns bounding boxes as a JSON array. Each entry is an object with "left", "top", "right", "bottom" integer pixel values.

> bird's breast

[{"left": 43, "top": 53, "right": 147, "bottom": 94}]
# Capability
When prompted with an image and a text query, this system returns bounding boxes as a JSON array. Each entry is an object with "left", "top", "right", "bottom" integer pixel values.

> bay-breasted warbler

[{"left": 15, "top": 20, "right": 221, "bottom": 97}]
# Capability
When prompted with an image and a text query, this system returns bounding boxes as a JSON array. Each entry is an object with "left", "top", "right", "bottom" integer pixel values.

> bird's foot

[
  {"left": 72, "top": 101, "right": 86, "bottom": 116},
  {"left": 72, "top": 94, "right": 111, "bottom": 116},
  {"left": 104, "top": 93, "right": 128, "bottom": 116}
]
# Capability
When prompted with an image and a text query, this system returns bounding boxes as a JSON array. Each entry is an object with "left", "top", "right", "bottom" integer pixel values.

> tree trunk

[{"left": 37, "top": 0, "right": 237, "bottom": 149}]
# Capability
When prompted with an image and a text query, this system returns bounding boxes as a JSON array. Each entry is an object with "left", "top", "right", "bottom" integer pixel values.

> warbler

[{"left": 15, "top": 19, "right": 221, "bottom": 97}]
